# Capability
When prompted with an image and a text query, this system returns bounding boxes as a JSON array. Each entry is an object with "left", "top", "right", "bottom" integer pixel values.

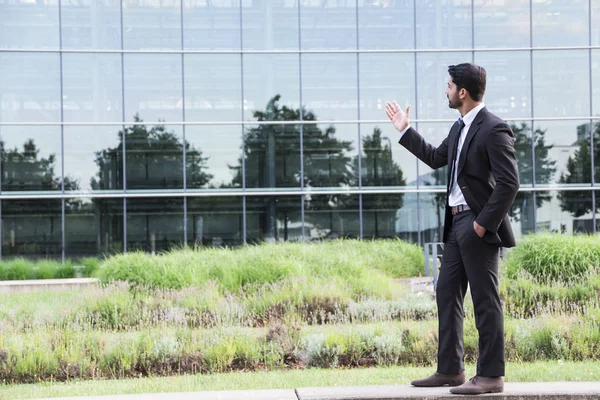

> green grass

[
  {"left": 504, "top": 233, "right": 600, "bottom": 283},
  {"left": 2, "top": 361, "right": 599, "bottom": 399},
  {"left": 97, "top": 239, "right": 425, "bottom": 291},
  {"left": 0, "top": 258, "right": 100, "bottom": 281}
]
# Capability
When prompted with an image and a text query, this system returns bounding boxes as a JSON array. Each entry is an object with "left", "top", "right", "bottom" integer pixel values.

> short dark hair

[{"left": 448, "top": 63, "right": 486, "bottom": 102}]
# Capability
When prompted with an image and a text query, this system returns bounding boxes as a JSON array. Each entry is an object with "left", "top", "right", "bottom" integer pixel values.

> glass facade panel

[
  {"left": 63, "top": 126, "right": 123, "bottom": 192},
  {"left": 122, "top": 0, "right": 182, "bottom": 50},
  {"left": 532, "top": 0, "right": 589, "bottom": 47},
  {"left": 61, "top": 0, "right": 121, "bottom": 50},
  {"left": 65, "top": 198, "right": 124, "bottom": 257},
  {"left": 126, "top": 197, "right": 184, "bottom": 252},
  {"left": 187, "top": 196, "right": 243, "bottom": 247},
  {"left": 300, "top": 1, "right": 356, "bottom": 50},
  {"left": 303, "top": 124, "right": 359, "bottom": 188},
  {"left": 185, "top": 54, "right": 242, "bottom": 122},
  {"left": 124, "top": 54, "right": 183, "bottom": 123},
  {"left": 473, "top": 0, "right": 529, "bottom": 48},
  {"left": 359, "top": 53, "right": 415, "bottom": 122},
  {"left": 243, "top": 54, "right": 300, "bottom": 122},
  {"left": 2, "top": 199, "right": 62, "bottom": 259},
  {"left": 474, "top": 51, "right": 531, "bottom": 119},
  {"left": 1, "top": 126, "right": 62, "bottom": 192},
  {"left": 533, "top": 50, "right": 589, "bottom": 118},
  {"left": 304, "top": 194, "right": 360, "bottom": 240},
  {"left": 62, "top": 53, "right": 123, "bottom": 123},
  {"left": 0, "top": 1, "right": 59, "bottom": 49},
  {"left": 0, "top": 53, "right": 61, "bottom": 123},
  {"left": 302, "top": 54, "right": 358, "bottom": 121},
  {"left": 534, "top": 120, "right": 591, "bottom": 187},
  {"left": 357, "top": 0, "right": 414, "bottom": 50},
  {"left": 125, "top": 124, "right": 184, "bottom": 190},
  {"left": 416, "top": 0, "right": 472, "bottom": 49},
  {"left": 246, "top": 195, "right": 302, "bottom": 243},
  {"left": 242, "top": 1, "right": 299, "bottom": 50},
  {"left": 3, "top": 2, "right": 600, "bottom": 259}
]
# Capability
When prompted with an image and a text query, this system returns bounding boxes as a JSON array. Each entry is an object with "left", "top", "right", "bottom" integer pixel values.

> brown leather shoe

[
  {"left": 411, "top": 371, "right": 466, "bottom": 387},
  {"left": 449, "top": 376, "right": 504, "bottom": 395}
]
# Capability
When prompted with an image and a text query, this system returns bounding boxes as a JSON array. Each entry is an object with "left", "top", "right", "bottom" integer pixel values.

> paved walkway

[{"left": 36, "top": 382, "right": 600, "bottom": 400}]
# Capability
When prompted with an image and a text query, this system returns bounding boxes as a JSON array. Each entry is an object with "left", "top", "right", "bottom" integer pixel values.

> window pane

[
  {"left": 416, "top": 52, "right": 472, "bottom": 120},
  {"left": 534, "top": 120, "right": 591, "bottom": 187},
  {"left": 1, "top": 126, "right": 62, "bottom": 192},
  {"left": 244, "top": 124, "right": 301, "bottom": 188},
  {"left": 419, "top": 191, "right": 446, "bottom": 243},
  {"left": 124, "top": 54, "right": 183, "bottom": 123},
  {"left": 509, "top": 121, "right": 534, "bottom": 189},
  {"left": 185, "top": 125, "right": 242, "bottom": 189},
  {"left": 187, "top": 196, "right": 243, "bottom": 246},
  {"left": 243, "top": 54, "right": 300, "bottom": 122},
  {"left": 2, "top": 199, "right": 62, "bottom": 259},
  {"left": 303, "top": 123, "right": 359, "bottom": 188},
  {"left": 62, "top": 54, "right": 123, "bottom": 123},
  {"left": 533, "top": 0, "right": 589, "bottom": 47},
  {"left": 246, "top": 196, "right": 302, "bottom": 243},
  {"left": 592, "top": 50, "right": 600, "bottom": 116},
  {"left": 412, "top": 122, "right": 451, "bottom": 189},
  {"left": 0, "top": 53, "right": 61, "bottom": 123},
  {"left": 594, "top": 121, "right": 600, "bottom": 185},
  {"left": 537, "top": 190, "right": 594, "bottom": 234},
  {"left": 127, "top": 198, "right": 184, "bottom": 252},
  {"left": 302, "top": 54, "right": 358, "bottom": 121},
  {"left": 242, "top": 1, "right": 299, "bottom": 50},
  {"left": 125, "top": 124, "right": 184, "bottom": 190},
  {"left": 474, "top": 51, "right": 531, "bottom": 119},
  {"left": 510, "top": 191, "right": 536, "bottom": 238},
  {"left": 0, "top": 1, "right": 59, "bottom": 49},
  {"left": 61, "top": 0, "right": 121, "bottom": 50},
  {"left": 63, "top": 126, "right": 123, "bottom": 192},
  {"left": 593, "top": 0, "right": 600, "bottom": 46},
  {"left": 359, "top": 53, "right": 415, "bottom": 122},
  {"left": 416, "top": 0, "right": 472, "bottom": 49},
  {"left": 358, "top": 0, "right": 414, "bottom": 50},
  {"left": 359, "top": 123, "right": 417, "bottom": 188},
  {"left": 300, "top": 1, "right": 356, "bottom": 50},
  {"left": 473, "top": 0, "right": 529, "bottom": 48},
  {"left": 363, "top": 193, "right": 418, "bottom": 242},
  {"left": 183, "top": 0, "right": 240, "bottom": 50},
  {"left": 304, "top": 194, "right": 360, "bottom": 240},
  {"left": 65, "top": 198, "right": 124, "bottom": 257},
  {"left": 533, "top": 50, "right": 589, "bottom": 118},
  {"left": 184, "top": 54, "right": 242, "bottom": 122},
  {"left": 123, "top": 0, "right": 181, "bottom": 50}
]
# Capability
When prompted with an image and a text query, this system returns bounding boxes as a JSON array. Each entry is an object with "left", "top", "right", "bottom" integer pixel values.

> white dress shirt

[{"left": 399, "top": 103, "right": 485, "bottom": 207}]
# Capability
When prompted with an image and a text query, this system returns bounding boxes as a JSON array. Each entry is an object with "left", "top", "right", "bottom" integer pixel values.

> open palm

[{"left": 385, "top": 101, "right": 411, "bottom": 133}]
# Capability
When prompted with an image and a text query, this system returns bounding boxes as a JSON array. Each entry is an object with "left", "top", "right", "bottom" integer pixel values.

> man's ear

[{"left": 459, "top": 88, "right": 467, "bottom": 99}]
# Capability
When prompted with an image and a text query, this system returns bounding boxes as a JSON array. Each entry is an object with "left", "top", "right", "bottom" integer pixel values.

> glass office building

[{"left": 1, "top": 0, "right": 599, "bottom": 260}]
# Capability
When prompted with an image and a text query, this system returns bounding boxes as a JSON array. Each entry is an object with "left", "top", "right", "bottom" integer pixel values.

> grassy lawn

[{"left": 1, "top": 361, "right": 598, "bottom": 399}]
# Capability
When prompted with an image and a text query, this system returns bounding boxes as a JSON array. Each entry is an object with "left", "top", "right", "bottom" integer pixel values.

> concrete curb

[
  {"left": 33, "top": 382, "right": 600, "bottom": 400},
  {"left": 0, "top": 278, "right": 99, "bottom": 293}
]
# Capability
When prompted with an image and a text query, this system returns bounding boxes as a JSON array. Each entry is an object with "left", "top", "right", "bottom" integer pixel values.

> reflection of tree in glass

[
  {"left": 558, "top": 122, "right": 597, "bottom": 218},
  {"left": 1, "top": 139, "right": 79, "bottom": 192},
  {"left": 510, "top": 123, "right": 555, "bottom": 233},
  {"left": 356, "top": 127, "right": 406, "bottom": 237},
  {"left": 91, "top": 114, "right": 212, "bottom": 190}
]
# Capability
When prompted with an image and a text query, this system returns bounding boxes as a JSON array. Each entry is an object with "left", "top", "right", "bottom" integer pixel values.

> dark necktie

[{"left": 448, "top": 117, "right": 465, "bottom": 193}]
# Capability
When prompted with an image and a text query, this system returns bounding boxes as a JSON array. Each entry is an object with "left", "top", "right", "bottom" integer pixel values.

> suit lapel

[
  {"left": 457, "top": 107, "right": 486, "bottom": 176},
  {"left": 446, "top": 121, "right": 462, "bottom": 190}
]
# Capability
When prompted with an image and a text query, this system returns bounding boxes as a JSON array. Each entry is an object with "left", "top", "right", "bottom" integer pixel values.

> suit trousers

[{"left": 436, "top": 210, "right": 504, "bottom": 377}]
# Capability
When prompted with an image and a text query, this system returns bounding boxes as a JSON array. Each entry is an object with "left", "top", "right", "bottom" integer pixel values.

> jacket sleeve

[
  {"left": 475, "top": 123, "right": 520, "bottom": 233},
  {"left": 398, "top": 127, "right": 449, "bottom": 170}
]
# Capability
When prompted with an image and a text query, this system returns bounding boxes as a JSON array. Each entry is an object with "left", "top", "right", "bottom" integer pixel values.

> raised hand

[{"left": 385, "top": 101, "right": 411, "bottom": 133}]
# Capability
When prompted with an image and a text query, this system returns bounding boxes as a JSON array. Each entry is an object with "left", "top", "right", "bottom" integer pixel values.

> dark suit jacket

[{"left": 398, "top": 107, "right": 520, "bottom": 247}]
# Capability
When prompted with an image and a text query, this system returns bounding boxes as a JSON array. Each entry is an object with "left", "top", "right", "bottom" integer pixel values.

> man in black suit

[{"left": 385, "top": 63, "right": 519, "bottom": 395}]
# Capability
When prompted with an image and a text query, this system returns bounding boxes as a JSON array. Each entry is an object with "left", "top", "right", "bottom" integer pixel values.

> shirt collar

[{"left": 461, "top": 103, "right": 485, "bottom": 127}]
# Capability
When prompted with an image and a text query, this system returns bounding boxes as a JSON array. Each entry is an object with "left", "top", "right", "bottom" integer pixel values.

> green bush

[
  {"left": 97, "top": 239, "right": 424, "bottom": 291},
  {"left": 0, "top": 258, "right": 100, "bottom": 281},
  {"left": 504, "top": 233, "right": 600, "bottom": 283}
]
